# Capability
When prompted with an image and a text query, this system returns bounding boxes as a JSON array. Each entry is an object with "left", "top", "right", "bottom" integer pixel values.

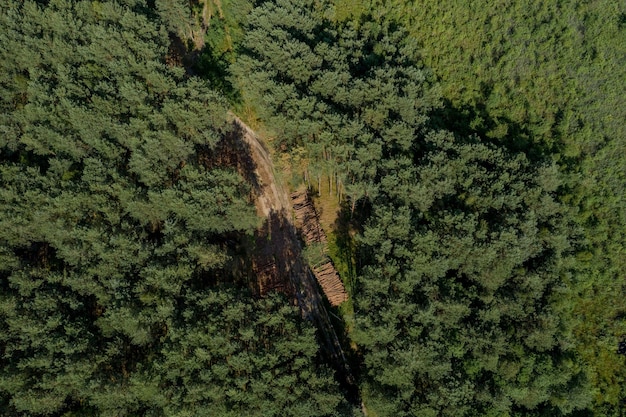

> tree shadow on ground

[{"left": 429, "top": 94, "right": 555, "bottom": 163}]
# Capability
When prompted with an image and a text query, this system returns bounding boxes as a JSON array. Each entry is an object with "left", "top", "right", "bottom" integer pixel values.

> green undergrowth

[{"left": 327, "top": 230, "right": 357, "bottom": 336}]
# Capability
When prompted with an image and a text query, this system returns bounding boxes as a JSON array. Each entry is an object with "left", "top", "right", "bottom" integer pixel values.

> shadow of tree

[{"left": 429, "top": 95, "right": 555, "bottom": 163}]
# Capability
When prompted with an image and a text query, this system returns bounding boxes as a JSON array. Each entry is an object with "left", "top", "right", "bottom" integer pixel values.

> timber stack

[
  {"left": 291, "top": 190, "right": 348, "bottom": 307},
  {"left": 291, "top": 191, "right": 327, "bottom": 244}
]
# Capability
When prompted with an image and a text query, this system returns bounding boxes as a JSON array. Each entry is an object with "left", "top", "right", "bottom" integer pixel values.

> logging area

[
  {"left": 223, "top": 116, "right": 357, "bottom": 395},
  {"left": 292, "top": 190, "right": 348, "bottom": 307},
  {"left": 225, "top": 115, "right": 348, "bottom": 309}
]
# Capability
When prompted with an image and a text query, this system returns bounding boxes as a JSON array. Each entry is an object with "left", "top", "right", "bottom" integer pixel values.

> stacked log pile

[
  {"left": 313, "top": 262, "right": 349, "bottom": 306},
  {"left": 292, "top": 192, "right": 327, "bottom": 245},
  {"left": 291, "top": 191, "right": 348, "bottom": 307}
]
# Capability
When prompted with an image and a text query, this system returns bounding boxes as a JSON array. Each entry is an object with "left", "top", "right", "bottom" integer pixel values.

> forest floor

[{"left": 312, "top": 181, "right": 343, "bottom": 234}]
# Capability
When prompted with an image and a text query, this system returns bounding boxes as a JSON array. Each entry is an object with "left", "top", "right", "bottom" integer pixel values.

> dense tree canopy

[
  {"left": 233, "top": 0, "right": 598, "bottom": 415},
  {"left": 353, "top": 133, "right": 588, "bottom": 416},
  {"left": 0, "top": 1, "right": 349, "bottom": 416},
  {"left": 1, "top": 0, "right": 624, "bottom": 415},
  {"left": 328, "top": 0, "right": 626, "bottom": 413},
  {"left": 232, "top": 0, "right": 440, "bottom": 203}
]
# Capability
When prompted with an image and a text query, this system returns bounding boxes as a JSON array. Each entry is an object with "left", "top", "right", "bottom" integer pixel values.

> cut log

[{"left": 292, "top": 190, "right": 348, "bottom": 306}]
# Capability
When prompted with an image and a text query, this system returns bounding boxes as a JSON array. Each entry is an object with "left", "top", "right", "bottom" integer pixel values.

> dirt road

[
  {"left": 229, "top": 114, "right": 357, "bottom": 392},
  {"left": 231, "top": 116, "right": 291, "bottom": 217}
]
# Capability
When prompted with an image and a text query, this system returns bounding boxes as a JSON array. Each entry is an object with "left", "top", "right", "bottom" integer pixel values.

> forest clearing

[
  {"left": 229, "top": 115, "right": 348, "bottom": 308},
  {"left": 292, "top": 190, "right": 348, "bottom": 307}
]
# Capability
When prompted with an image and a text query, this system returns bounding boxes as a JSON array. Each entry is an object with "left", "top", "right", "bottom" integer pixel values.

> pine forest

[{"left": 0, "top": 0, "right": 624, "bottom": 416}]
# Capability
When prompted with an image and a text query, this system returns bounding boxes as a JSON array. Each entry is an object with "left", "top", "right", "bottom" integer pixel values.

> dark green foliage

[
  {"left": 330, "top": 0, "right": 626, "bottom": 413},
  {"left": 233, "top": 0, "right": 439, "bottom": 201},
  {"left": 155, "top": 0, "right": 193, "bottom": 37},
  {"left": 235, "top": 0, "right": 593, "bottom": 414},
  {"left": 199, "top": 0, "right": 254, "bottom": 101},
  {"left": 2, "top": 0, "right": 623, "bottom": 414},
  {"left": 0, "top": 1, "right": 349, "bottom": 416},
  {"left": 159, "top": 291, "right": 348, "bottom": 416},
  {"left": 353, "top": 132, "right": 589, "bottom": 416}
]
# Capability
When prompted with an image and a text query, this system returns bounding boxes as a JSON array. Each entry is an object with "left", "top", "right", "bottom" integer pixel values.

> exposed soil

[
  {"left": 231, "top": 117, "right": 291, "bottom": 217},
  {"left": 226, "top": 115, "right": 359, "bottom": 399}
]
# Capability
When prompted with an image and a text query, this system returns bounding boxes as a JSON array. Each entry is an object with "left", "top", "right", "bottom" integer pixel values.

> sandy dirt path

[{"left": 229, "top": 115, "right": 358, "bottom": 397}]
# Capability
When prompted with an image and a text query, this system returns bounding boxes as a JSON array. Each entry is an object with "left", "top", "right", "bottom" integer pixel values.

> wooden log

[{"left": 292, "top": 190, "right": 348, "bottom": 306}]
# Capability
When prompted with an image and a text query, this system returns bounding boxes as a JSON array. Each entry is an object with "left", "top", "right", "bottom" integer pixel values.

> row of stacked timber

[
  {"left": 291, "top": 191, "right": 348, "bottom": 307},
  {"left": 291, "top": 192, "right": 327, "bottom": 245}
]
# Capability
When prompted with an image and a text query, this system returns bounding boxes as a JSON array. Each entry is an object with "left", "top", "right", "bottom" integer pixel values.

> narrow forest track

[
  {"left": 228, "top": 114, "right": 358, "bottom": 397},
  {"left": 231, "top": 116, "right": 291, "bottom": 217}
]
